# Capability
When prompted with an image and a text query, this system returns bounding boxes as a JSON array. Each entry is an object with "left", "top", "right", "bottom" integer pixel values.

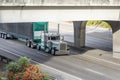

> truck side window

[
  {"left": 51, "top": 36, "right": 56, "bottom": 40},
  {"left": 48, "top": 37, "right": 50, "bottom": 40},
  {"left": 57, "top": 36, "right": 60, "bottom": 40}
]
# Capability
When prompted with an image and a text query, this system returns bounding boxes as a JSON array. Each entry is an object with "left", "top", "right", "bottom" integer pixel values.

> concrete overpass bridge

[
  {"left": 0, "top": 0, "right": 120, "bottom": 22},
  {"left": 0, "top": 0, "right": 120, "bottom": 6},
  {"left": 0, "top": 0, "right": 120, "bottom": 58}
]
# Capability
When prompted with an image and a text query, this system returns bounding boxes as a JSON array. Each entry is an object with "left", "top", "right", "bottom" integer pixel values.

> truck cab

[{"left": 37, "top": 33, "right": 69, "bottom": 55}]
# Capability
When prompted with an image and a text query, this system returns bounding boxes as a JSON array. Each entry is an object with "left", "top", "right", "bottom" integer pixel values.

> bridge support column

[
  {"left": 73, "top": 21, "right": 86, "bottom": 48},
  {"left": 112, "top": 21, "right": 120, "bottom": 58},
  {"left": 108, "top": 21, "right": 120, "bottom": 58}
]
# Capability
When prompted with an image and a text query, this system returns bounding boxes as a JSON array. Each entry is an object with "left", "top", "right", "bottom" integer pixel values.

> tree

[{"left": 86, "top": 20, "right": 111, "bottom": 29}]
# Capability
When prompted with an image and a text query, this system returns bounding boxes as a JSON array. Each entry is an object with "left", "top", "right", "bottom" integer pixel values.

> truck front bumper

[{"left": 56, "top": 50, "right": 70, "bottom": 55}]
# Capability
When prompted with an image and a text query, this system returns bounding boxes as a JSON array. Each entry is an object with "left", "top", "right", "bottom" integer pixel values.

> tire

[
  {"left": 3, "top": 34, "right": 5, "bottom": 39},
  {"left": 26, "top": 41, "right": 30, "bottom": 47},
  {"left": 4, "top": 34, "right": 7, "bottom": 39},
  {"left": 0, "top": 33, "right": 2, "bottom": 38},
  {"left": 45, "top": 48, "right": 49, "bottom": 53},
  {"left": 37, "top": 45, "right": 41, "bottom": 50},
  {"left": 2, "top": 34, "right": 5, "bottom": 39},
  {"left": 51, "top": 48, "right": 56, "bottom": 55},
  {"left": 30, "top": 43, "right": 34, "bottom": 49},
  {"left": 1, "top": 33, "right": 4, "bottom": 39}
]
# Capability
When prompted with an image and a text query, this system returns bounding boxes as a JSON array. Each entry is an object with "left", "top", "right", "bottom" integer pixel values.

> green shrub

[
  {"left": 43, "top": 74, "right": 51, "bottom": 80},
  {"left": 17, "top": 57, "right": 30, "bottom": 69},
  {"left": 6, "top": 57, "right": 50, "bottom": 80},
  {"left": 6, "top": 62, "right": 20, "bottom": 73},
  {"left": 0, "top": 77, "right": 2, "bottom": 80}
]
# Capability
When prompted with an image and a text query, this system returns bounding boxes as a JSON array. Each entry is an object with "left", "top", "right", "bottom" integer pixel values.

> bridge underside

[{"left": 0, "top": 6, "right": 120, "bottom": 23}]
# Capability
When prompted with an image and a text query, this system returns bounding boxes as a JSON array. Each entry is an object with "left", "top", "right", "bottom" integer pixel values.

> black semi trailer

[{"left": 0, "top": 22, "right": 48, "bottom": 48}]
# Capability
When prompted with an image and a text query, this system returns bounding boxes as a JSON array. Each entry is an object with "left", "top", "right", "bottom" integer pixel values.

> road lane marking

[
  {"left": 84, "top": 55, "right": 120, "bottom": 66},
  {"left": 0, "top": 44, "right": 48, "bottom": 57},
  {"left": 85, "top": 68, "right": 104, "bottom": 76},
  {"left": 0, "top": 47, "right": 22, "bottom": 58},
  {"left": 0, "top": 47, "right": 83, "bottom": 80},
  {"left": 33, "top": 60, "right": 83, "bottom": 80}
]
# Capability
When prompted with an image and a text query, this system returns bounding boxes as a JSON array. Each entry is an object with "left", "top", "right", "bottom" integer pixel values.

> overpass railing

[{"left": 0, "top": 0, "right": 120, "bottom": 6}]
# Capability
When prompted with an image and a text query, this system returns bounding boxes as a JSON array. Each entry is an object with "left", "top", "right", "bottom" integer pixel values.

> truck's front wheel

[
  {"left": 45, "top": 48, "right": 50, "bottom": 53},
  {"left": 51, "top": 48, "right": 56, "bottom": 55}
]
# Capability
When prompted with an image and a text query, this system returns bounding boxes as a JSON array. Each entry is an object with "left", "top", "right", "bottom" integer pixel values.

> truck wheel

[
  {"left": 1, "top": 33, "right": 4, "bottom": 39},
  {"left": 0, "top": 33, "right": 2, "bottom": 38},
  {"left": 37, "top": 45, "right": 41, "bottom": 50},
  {"left": 3, "top": 34, "right": 7, "bottom": 39},
  {"left": 45, "top": 48, "right": 49, "bottom": 53},
  {"left": 3, "top": 34, "right": 5, "bottom": 39},
  {"left": 51, "top": 49, "right": 56, "bottom": 55},
  {"left": 26, "top": 41, "right": 30, "bottom": 47},
  {"left": 30, "top": 43, "right": 34, "bottom": 49},
  {"left": 2, "top": 34, "right": 5, "bottom": 39}
]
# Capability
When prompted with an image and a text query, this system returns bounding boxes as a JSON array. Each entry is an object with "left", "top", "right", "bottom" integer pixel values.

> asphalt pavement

[
  {"left": 49, "top": 22, "right": 112, "bottom": 51},
  {"left": 0, "top": 38, "right": 120, "bottom": 80}
]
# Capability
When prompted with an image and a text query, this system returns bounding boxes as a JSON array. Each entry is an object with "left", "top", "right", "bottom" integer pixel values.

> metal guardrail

[{"left": 0, "top": 0, "right": 120, "bottom": 6}]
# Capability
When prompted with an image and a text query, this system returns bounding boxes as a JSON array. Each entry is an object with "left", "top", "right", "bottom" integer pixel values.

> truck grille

[{"left": 60, "top": 43, "right": 66, "bottom": 50}]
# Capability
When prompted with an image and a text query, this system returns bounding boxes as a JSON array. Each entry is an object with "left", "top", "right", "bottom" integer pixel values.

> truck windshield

[{"left": 51, "top": 36, "right": 60, "bottom": 40}]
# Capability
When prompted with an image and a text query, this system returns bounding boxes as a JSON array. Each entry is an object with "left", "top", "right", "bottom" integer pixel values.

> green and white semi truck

[{"left": 0, "top": 22, "right": 69, "bottom": 55}]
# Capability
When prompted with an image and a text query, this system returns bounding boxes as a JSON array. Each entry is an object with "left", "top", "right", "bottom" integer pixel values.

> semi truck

[{"left": 0, "top": 22, "right": 69, "bottom": 55}]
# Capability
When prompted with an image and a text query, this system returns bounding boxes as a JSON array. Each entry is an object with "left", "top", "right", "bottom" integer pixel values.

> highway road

[
  {"left": 86, "top": 27, "right": 112, "bottom": 51},
  {"left": 49, "top": 22, "right": 112, "bottom": 51},
  {"left": 0, "top": 38, "right": 119, "bottom": 80}
]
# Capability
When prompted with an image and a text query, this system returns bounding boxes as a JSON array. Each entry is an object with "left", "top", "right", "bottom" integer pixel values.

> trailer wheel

[
  {"left": 51, "top": 48, "right": 56, "bottom": 55},
  {"left": 1, "top": 33, "right": 4, "bottom": 39},
  {"left": 45, "top": 48, "right": 49, "bottom": 53},
  {"left": 0, "top": 33, "right": 2, "bottom": 38},
  {"left": 3, "top": 34, "right": 5, "bottom": 39},
  {"left": 3, "top": 34, "right": 7, "bottom": 39},
  {"left": 2, "top": 34, "right": 5, "bottom": 39}
]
